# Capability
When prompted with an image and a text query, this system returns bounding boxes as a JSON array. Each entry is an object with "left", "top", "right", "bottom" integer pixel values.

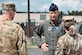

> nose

[{"left": 52, "top": 13, "right": 55, "bottom": 16}]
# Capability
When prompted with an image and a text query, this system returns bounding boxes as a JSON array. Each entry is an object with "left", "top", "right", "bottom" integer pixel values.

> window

[
  {"left": 25, "top": 19, "right": 35, "bottom": 26},
  {"left": 40, "top": 14, "right": 46, "bottom": 20},
  {"left": 31, "top": 19, "right": 35, "bottom": 26}
]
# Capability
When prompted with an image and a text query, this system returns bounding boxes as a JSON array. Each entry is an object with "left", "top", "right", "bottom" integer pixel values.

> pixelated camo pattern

[
  {"left": 55, "top": 33, "right": 82, "bottom": 55},
  {"left": 0, "top": 20, "right": 28, "bottom": 55}
]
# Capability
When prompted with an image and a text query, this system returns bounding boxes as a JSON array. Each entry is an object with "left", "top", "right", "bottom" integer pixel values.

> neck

[
  {"left": 70, "top": 34, "right": 75, "bottom": 37},
  {"left": 2, "top": 14, "right": 12, "bottom": 21},
  {"left": 3, "top": 16, "right": 11, "bottom": 21},
  {"left": 51, "top": 19, "right": 58, "bottom": 24}
]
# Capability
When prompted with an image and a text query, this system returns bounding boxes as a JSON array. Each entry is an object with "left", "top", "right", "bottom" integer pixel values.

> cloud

[
  {"left": 52, "top": 0, "right": 82, "bottom": 11},
  {"left": 30, "top": 0, "right": 52, "bottom": 12},
  {"left": 40, "top": 5, "right": 49, "bottom": 11},
  {"left": 53, "top": 0, "right": 79, "bottom": 7},
  {"left": 21, "top": 2, "right": 27, "bottom": 6},
  {"left": 78, "top": 3, "right": 82, "bottom": 11}
]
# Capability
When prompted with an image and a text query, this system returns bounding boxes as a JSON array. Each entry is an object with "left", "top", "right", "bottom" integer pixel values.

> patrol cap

[
  {"left": 63, "top": 18, "right": 75, "bottom": 28},
  {"left": 49, "top": 3, "right": 58, "bottom": 11},
  {"left": 2, "top": 3, "right": 16, "bottom": 12}
]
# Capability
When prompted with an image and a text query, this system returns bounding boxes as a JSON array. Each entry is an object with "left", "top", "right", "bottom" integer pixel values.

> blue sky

[{"left": 0, "top": 0, "right": 82, "bottom": 13}]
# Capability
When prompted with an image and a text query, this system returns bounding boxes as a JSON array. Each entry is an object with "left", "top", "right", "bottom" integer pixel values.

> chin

[
  {"left": 52, "top": 18, "right": 57, "bottom": 21},
  {"left": 70, "top": 33, "right": 76, "bottom": 36}
]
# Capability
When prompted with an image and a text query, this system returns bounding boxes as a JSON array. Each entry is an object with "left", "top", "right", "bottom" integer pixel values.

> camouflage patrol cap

[
  {"left": 2, "top": 3, "right": 16, "bottom": 11},
  {"left": 63, "top": 18, "right": 75, "bottom": 28}
]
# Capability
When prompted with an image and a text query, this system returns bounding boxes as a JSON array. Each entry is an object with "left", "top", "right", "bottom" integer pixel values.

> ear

[
  {"left": 2, "top": 3, "right": 5, "bottom": 7},
  {"left": 62, "top": 19, "right": 64, "bottom": 21},
  {"left": 2, "top": 3, "right": 4, "bottom": 5},
  {"left": 62, "top": 19, "right": 65, "bottom": 23},
  {"left": 57, "top": 10, "right": 59, "bottom": 15}
]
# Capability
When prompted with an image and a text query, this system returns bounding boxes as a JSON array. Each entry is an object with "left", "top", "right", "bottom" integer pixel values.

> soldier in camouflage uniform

[
  {"left": 0, "top": 3, "right": 28, "bottom": 55},
  {"left": 55, "top": 18, "right": 82, "bottom": 55}
]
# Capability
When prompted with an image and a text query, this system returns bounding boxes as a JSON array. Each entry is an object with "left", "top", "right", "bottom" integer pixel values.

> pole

[{"left": 28, "top": 0, "right": 31, "bottom": 37}]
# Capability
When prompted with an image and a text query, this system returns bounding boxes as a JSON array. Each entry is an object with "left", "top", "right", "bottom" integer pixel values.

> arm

[
  {"left": 33, "top": 23, "right": 45, "bottom": 48},
  {"left": 17, "top": 26, "right": 28, "bottom": 55},
  {"left": 76, "top": 21, "right": 82, "bottom": 33},
  {"left": 55, "top": 38, "right": 66, "bottom": 55}
]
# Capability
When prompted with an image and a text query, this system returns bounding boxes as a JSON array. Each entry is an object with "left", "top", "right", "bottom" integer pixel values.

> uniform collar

[
  {"left": 66, "top": 33, "right": 78, "bottom": 39},
  {"left": 1, "top": 18, "right": 12, "bottom": 21},
  {"left": 49, "top": 17, "right": 62, "bottom": 26}
]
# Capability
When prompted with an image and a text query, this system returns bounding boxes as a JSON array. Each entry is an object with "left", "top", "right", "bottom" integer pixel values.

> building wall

[
  {"left": 0, "top": 12, "right": 82, "bottom": 26},
  {"left": 13, "top": 13, "right": 27, "bottom": 23},
  {"left": 30, "top": 13, "right": 49, "bottom": 25},
  {"left": 62, "top": 15, "right": 82, "bottom": 22},
  {"left": 13, "top": 12, "right": 49, "bottom": 26},
  {"left": 0, "top": 12, "right": 82, "bottom": 37}
]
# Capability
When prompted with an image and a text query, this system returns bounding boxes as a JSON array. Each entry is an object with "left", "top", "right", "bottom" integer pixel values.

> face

[
  {"left": 49, "top": 10, "right": 59, "bottom": 22},
  {"left": 68, "top": 25, "right": 76, "bottom": 36}
]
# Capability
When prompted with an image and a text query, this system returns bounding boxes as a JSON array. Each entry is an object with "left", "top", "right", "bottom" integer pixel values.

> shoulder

[
  {"left": 59, "top": 35, "right": 65, "bottom": 39},
  {"left": 77, "top": 21, "right": 82, "bottom": 28},
  {"left": 79, "top": 21, "right": 82, "bottom": 25},
  {"left": 58, "top": 34, "right": 66, "bottom": 42},
  {"left": 58, "top": 34, "right": 69, "bottom": 43},
  {"left": 13, "top": 23, "right": 25, "bottom": 33},
  {"left": 39, "top": 20, "right": 49, "bottom": 26},
  {"left": 76, "top": 33, "right": 82, "bottom": 38},
  {"left": 41, "top": 20, "right": 49, "bottom": 24},
  {"left": 8, "top": 21, "right": 23, "bottom": 31},
  {"left": 10, "top": 21, "right": 20, "bottom": 27}
]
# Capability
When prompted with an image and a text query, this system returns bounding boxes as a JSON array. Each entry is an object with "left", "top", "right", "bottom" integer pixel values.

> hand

[{"left": 41, "top": 43, "right": 49, "bottom": 51}]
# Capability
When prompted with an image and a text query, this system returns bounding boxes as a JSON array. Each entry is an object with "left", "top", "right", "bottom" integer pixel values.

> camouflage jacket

[
  {"left": 0, "top": 20, "right": 28, "bottom": 55},
  {"left": 55, "top": 33, "right": 82, "bottom": 55}
]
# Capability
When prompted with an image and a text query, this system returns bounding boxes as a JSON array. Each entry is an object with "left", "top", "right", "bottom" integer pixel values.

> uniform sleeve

[
  {"left": 76, "top": 21, "right": 82, "bottom": 33},
  {"left": 17, "top": 26, "right": 28, "bottom": 55},
  {"left": 79, "top": 37, "right": 82, "bottom": 54},
  {"left": 55, "top": 38, "right": 66, "bottom": 55},
  {"left": 33, "top": 23, "right": 44, "bottom": 48}
]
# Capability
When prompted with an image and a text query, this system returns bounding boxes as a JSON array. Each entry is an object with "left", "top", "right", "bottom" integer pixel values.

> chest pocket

[
  {"left": 54, "top": 27, "right": 62, "bottom": 36},
  {"left": 54, "top": 27, "right": 61, "bottom": 31}
]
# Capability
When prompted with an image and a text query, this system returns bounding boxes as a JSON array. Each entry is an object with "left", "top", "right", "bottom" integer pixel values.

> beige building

[
  {"left": 0, "top": 12, "right": 50, "bottom": 26},
  {"left": 0, "top": 12, "right": 82, "bottom": 26},
  {"left": 0, "top": 12, "right": 82, "bottom": 37},
  {"left": 62, "top": 15, "right": 82, "bottom": 22}
]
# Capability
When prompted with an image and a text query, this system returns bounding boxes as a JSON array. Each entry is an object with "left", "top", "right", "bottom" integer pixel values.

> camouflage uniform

[
  {"left": 55, "top": 33, "right": 82, "bottom": 55},
  {"left": 0, "top": 3, "right": 28, "bottom": 55},
  {"left": 55, "top": 18, "right": 82, "bottom": 55}
]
